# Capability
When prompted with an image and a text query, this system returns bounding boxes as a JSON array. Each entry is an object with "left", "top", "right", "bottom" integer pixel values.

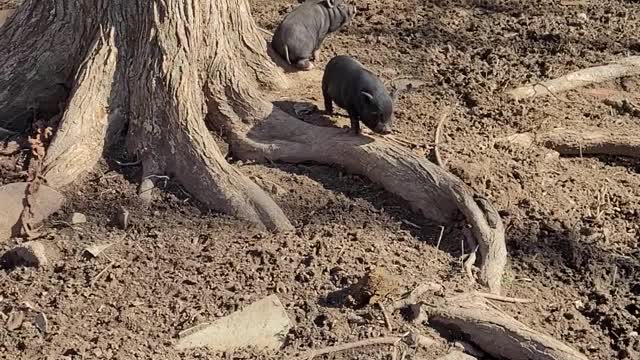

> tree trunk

[
  {"left": 0, "top": 0, "right": 507, "bottom": 293},
  {"left": 0, "top": 0, "right": 293, "bottom": 231}
]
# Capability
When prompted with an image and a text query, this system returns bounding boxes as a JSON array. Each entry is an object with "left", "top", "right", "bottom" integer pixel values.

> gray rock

[
  {"left": 0, "top": 182, "right": 65, "bottom": 242},
  {"left": 70, "top": 212, "right": 87, "bottom": 224}
]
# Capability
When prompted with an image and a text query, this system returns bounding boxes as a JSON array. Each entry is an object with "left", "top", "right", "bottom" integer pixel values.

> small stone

[
  {"left": 70, "top": 212, "right": 87, "bottom": 224},
  {"left": 543, "top": 150, "right": 560, "bottom": 162},
  {"left": 117, "top": 207, "right": 130, "bottom": 230},
  {"left": 138, "top": 179, "right": 155, "bottom": 203},
  {"left": 1, "top": 241, "right": 50, "bottom": 267},
  {"left": 576, "top": 13, "right": 588, "bottom": 22},
  {"left": 6, "top": 310, "right": 24, "bottom": 331},
  {"left": 34, "top": 313, "right": 48, "bottom": 333}
]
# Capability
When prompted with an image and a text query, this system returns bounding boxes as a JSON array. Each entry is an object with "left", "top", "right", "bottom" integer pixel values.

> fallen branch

[
  {"left": 507, "top": 56, "right": 640, "bottom": 100},
  {"left": 426, "top": 295, "right": 588, "bottom": 360},
  {"left": 538, "top": 128, "right": 640, "bottom": 159}
]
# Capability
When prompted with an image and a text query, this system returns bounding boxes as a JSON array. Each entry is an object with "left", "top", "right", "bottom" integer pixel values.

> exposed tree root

[
  {"left": 539, "top": 128, "right": 640, "bottom": 159},
  {"left": 426, "top": 294, "right": 588, "bottom": 360},
  {"left": 226, "top": 108, "right": 507, "bottom": 294},
  {"left": 507, "top": 56, "right": 640, "bottom": 100},
  {"left": 43, "top": 27, "right": 122, "bottom": 188}
]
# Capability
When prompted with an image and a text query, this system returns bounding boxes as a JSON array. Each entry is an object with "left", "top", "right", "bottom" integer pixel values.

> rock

[
  {"left": 543, "top": 149, "right": 560, "bottom": 162},
  {"left": 138, "top": 179, "right": 155, "bottom": 203},
  {"left": 117, "top": 207, "right": 129, "bottom": 229},
  {"left": 1, "top": 241, "right": 57, "bottom": 268},
  {"left": 0, "top": 182, "right": 65, "bottom": 242},
  {"left": 175, "top": 294, "right": 291, "bottom": 352},
  {"left": 70, "top": 212, "right": 87, "bottom": 224},
  {"left": 34, "top": 313, "right": 48, "bottom": 333},
  {"left": 5, "top": 310, "right": 24, "bottom": 331}
]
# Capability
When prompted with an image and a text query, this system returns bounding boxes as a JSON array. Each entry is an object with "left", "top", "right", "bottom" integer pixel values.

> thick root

[
  {"left": 43, "top": 28, "right": 124, "bottom": 188},
  {"left": 539, "top": 128, "right": 640, "bottom": 159},
  {"left": 507, "top": 56, "right": 640, "bottom": 100},
  {"left": 427, "top": 294, "right": 588, "bottom": 360},
  {"left": 229, "top": 108, "right": 507, "bottom": 293}
]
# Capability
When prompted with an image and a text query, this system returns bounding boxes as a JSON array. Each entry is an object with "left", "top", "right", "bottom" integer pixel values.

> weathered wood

[{"left": 507, "top": 56, "right": 640, "bottom": 100}]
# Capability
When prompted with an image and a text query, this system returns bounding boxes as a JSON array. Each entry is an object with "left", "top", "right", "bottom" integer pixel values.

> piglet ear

[
  {"left": 325, "top": 0, "right": 334, "bottom": 8},
  {"left": 361, "top": 91, "right": 374, "bottom": 104}
]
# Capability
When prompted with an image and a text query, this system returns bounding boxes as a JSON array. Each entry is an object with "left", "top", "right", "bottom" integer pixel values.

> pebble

[{"left": 71, "top": 212, "right": 87, "bottom": 224}]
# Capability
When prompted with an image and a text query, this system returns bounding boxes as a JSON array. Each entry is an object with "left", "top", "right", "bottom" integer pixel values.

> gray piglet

[
  {"left": 271, "top": 0, "right": 356, "bottom": 71},
  {"left": 322, "top": 55, "right": 396, "bottom": 135}
]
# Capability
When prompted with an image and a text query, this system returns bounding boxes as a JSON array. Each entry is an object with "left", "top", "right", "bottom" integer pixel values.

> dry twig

[
  {"left": 436, "top": 225, "right": 445, "bottom": 249},
  {"left": 293, "top": 336, "right": 405, "bottom": 360},
  {"left": 475, "top": 292, "right": 533, "bottom": 304},
  {"left": 90, "top": 261, "right": 115, "bottom": 287},
  {"left": 378, "top": 302, "right": 393, "bottom": 331},
  {"left": 434, "top": 108, "right": 451, "bottom": 168}
]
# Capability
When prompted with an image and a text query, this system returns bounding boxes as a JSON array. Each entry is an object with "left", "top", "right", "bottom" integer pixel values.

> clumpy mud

[{"left": 1, "top": 0, "right": 639, "bottom": 359}]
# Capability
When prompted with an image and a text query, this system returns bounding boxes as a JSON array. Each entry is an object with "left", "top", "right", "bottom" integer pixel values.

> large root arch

[{"left": 0, "top": 0, "right": 506, "bottom": 294}]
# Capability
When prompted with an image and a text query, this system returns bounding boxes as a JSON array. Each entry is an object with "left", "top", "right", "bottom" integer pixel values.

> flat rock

[
  {"left": 175, "top": 294, "right": 291, "bottom": 352},
  {"left": 0, "top": 182, "right": 65, "bottom": 242},
  {"left": 1, "top": 241, "right": 53, "bottom": 267},
  {"left": 71, "top": 212, "right": 87, "bottom": 224}
]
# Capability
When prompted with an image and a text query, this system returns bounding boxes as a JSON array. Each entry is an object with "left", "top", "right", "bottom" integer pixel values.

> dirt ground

[{"left": 2, "top": 0, "right": 640, "bottom": 359}]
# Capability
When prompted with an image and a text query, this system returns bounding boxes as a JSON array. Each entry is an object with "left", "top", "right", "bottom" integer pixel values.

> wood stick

[
  {"left": 434, "top": 108, "right": 451, "bottom": 168},
  {"left": 90, "top": 261, "right": 114, "bottom": 287},
  {"left": 475, "top": 292, "right": 534, "bottom": 304},
  {"left": 293, "top": 336, "right": 403, "bottom": 360},
  {"left": 507, "top": 56, "right": 640, "bottom": 100},
  {"left": 379, "top": 302, "right": 393, "bottom": 331},
  {"left": 539, "top": 128, "right": 640, "bottom": 159}
]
